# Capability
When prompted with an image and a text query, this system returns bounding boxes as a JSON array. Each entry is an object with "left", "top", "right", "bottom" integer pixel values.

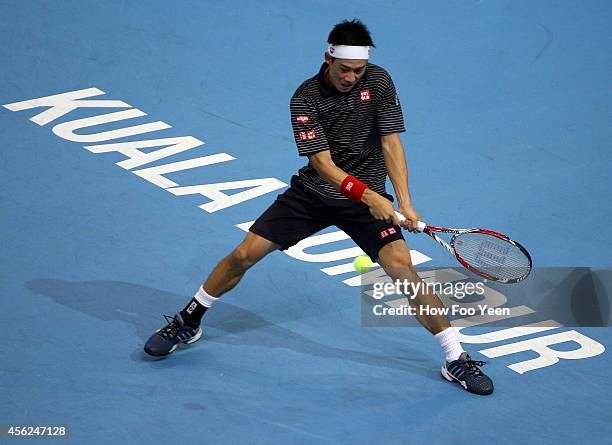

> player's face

[{"left": 325, "top": 55, "right": 367, "bottom": 93}]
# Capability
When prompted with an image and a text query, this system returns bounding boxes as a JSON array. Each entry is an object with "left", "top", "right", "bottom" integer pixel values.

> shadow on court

[{"left": 24, "top": 278, "right": 431, "bottom": 378}]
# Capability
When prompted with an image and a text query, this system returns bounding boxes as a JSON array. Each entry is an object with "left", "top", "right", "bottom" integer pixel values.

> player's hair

[{"left": 327, "top": 19, "right": 376, "bottom": 48}]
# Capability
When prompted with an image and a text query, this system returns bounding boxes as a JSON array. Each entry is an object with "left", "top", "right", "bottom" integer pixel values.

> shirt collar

[{"left": 317, "top": 63, "right": 336, "bottom": 97}]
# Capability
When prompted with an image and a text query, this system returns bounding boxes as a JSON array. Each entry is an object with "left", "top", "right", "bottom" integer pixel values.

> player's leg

[
  {"left": 376, "top": 239, "right": 450, "bottom": 335},
  {"left": 202, "top": 231, "right": 280, "bottom": 298},
  {"left": 144, "top": 232, "right": 278, "bottom": 357},
  {"left": 337, "top": 203, "right": 494, "bottom": 395},
  {"left": 178, "top": 231, "right": 280, "bottom": 325},
  {"left": 376, "top": 239, "right": 493, "bottom": 395},
  {"left": 337, "top": 212, "right": 452, "bottom": 334},
  {"left": 145, "top": 177, "right": 328, "bottom": 357}
]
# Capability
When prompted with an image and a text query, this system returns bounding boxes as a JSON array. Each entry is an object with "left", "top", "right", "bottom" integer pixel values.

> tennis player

[{"left": 145, "top": 19, "right": 493, "bottom": 395}]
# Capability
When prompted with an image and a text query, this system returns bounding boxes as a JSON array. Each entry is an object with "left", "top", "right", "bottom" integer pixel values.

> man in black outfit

[{"left": 145, "top": 19, "right": 494, "bottom": 396}]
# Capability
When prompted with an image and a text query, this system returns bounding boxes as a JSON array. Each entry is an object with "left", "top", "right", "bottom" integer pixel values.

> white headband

[{"left": 327, "top": 44, "right": 371, "bottom": 60}]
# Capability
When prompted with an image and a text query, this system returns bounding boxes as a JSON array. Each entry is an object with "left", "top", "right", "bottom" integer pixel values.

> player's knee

[
  {"left": 382, "top": 256, "right": 414, "bottom": 278},
  {"left": 232, "top": 244, "right": 259, "bottom": 270}
]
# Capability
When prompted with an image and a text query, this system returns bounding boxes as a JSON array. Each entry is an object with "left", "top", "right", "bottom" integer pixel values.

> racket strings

[{"left": 453, "top": 232, "right": 530, "bottom": 281}]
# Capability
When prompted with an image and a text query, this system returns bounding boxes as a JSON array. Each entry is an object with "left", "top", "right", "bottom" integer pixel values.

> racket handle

[{"left": 395, "top": 213, "right": 427, "bottom": 232}]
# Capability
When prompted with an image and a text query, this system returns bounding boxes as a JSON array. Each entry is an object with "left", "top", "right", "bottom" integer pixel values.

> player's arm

[
  {"left": 307, "top": 150, "right": 398, "bottom": 223},
  {"left": 381, "top": 132, "right": 420, "bottom": 231}
]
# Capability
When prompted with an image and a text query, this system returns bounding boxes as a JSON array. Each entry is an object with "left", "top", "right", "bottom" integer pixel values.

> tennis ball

[{"left": 353, "top": 255, "right": 373, "bottom": 274}]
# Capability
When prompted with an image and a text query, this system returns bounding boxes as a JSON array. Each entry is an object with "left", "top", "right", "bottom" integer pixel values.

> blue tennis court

[{"left": 1, "top": 1, "right": 611, "bottom": 443}]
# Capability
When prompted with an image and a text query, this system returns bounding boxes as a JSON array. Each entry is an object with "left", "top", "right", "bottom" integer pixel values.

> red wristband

[{"left": 340, "top": 175, "right": 368, "bottom": 202}]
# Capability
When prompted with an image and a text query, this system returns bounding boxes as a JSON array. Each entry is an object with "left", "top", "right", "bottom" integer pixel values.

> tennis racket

[{"left": 397, "top": 216, "right": 532, "bottom": 283}]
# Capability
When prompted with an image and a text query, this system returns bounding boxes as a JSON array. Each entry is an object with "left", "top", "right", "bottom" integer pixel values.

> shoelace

[
  {"left": 159, "top": 314, "right": 180, "bottom": 339},
  {"left": 465, "top": 358, "right": 487, "bottom": 376}
]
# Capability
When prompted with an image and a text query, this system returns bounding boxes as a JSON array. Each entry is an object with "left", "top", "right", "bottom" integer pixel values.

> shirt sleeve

[
  {"left": 376, "top": 72, "right": 406, "bottom": 136},
  {"left": 290, "top": 96, "right": 329, "bottom": 156}
]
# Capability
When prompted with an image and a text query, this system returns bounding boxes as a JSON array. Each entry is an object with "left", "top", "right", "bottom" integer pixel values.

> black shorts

[{"left": 249, "top": 176, "right": 405, "bottom": 262}]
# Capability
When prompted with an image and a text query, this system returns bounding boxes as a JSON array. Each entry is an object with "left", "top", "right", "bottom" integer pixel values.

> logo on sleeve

[
  {"left": 380, "top": 229, "right": 389, "bottom": 238},
  {"left": 299, "top": 130, "right": 317, "bottom": 141},
  {"left": 296, "top": 115, "right": 310, "bottom": 124},
  {"left": 360, "top": 89, "right": 371, "bottom": 101}
]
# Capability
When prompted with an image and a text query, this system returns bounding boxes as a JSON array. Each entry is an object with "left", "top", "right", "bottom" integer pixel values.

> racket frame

[{"left": 399, "top": 216, "right": 532, "bottom": 283}]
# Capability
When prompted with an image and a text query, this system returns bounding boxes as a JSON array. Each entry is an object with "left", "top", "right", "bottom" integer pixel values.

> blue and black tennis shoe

[
  {"left": 144, "top": 313, "right": 202, "bottom": 357},
  {"left": 441, "top": 352, "right": 494, "bottom": 395}
]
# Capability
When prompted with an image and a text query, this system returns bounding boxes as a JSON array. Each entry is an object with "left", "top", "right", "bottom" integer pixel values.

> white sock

[
  {"left": 435, "top": 327, "right": 465, "bottom": 362},
  {"left": 194, "top": 286, "right": 218, "bottom": 308}
]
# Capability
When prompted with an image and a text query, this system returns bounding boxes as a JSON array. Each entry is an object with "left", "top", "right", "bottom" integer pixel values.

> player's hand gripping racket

[{"left": 397, "top": 215, "right": 532, "bottom": 283}]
